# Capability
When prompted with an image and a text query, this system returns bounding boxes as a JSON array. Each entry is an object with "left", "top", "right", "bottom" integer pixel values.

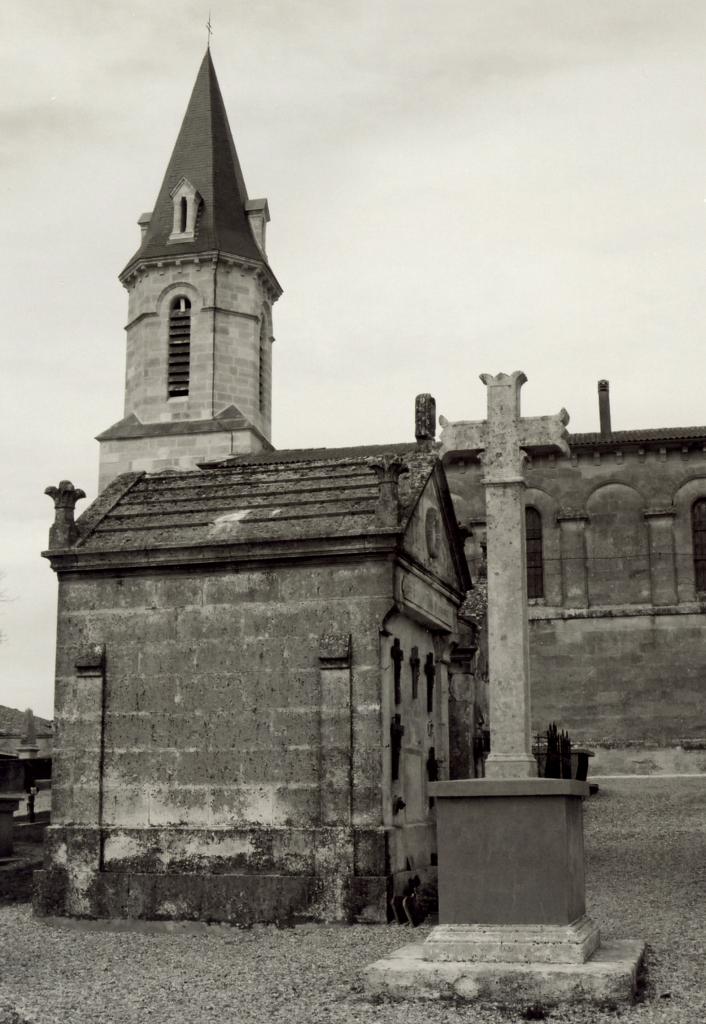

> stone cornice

[
  {"left": 529, "top": 601, "right": 706, "bottom": 621},
  {"left": 643, "top": 506, "right": 677, "bottom": 519},
  {"left": 120, "top": 250, "right": 282, "bottom": 303},
  {"left": 556, "top": 509, "right": 590, "bottom": 523},
  {"left": 42, "top": 530, "right": 402, "bottom": 575}
]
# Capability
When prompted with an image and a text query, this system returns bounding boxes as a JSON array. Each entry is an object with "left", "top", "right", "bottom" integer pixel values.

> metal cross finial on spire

[{"left": 206, "top": 11, "right": 213, "bottom": 48}]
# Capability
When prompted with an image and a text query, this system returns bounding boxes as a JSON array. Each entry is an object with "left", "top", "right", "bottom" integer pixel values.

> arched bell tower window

[
  {"left": 692, "top": 499, "right": 706, "bottom": 591},
  {"left": 525, "top": 506, "right": 544, "bottom": 599},
  {"left": 168, "top": 296, "right": 191, "bottom": 397}
]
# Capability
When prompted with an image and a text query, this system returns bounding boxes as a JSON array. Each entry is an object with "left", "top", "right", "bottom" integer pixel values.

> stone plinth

[
  {"left": 431, "top": 778, "right": 590, "bottom": 927},
  {"left": 362, "top": 776, "right": 644, "bottom": 1006}
]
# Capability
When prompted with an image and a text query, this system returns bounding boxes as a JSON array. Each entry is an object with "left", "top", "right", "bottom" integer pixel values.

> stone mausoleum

[{"left": 36, "top": 439, "right": 469, "bottom": 923}]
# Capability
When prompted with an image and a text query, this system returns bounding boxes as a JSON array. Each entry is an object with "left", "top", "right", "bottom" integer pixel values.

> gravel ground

[{"left": 0, "top": 776, "right": 704, "bottom": 1024}]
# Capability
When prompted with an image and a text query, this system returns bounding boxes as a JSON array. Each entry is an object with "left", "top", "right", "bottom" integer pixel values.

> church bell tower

[{"left": 97, "top": 51, "right": 282, "bottom": 491}]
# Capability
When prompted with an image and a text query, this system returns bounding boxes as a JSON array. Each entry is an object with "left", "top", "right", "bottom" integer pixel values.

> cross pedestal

[{"left": 364, "top": 373, "right": 643, "bottom": 1006}]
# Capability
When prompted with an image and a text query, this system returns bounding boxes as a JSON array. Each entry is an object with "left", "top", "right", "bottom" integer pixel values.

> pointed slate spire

[{"left": 121, "top": 51, "right": 264, "bottom": 276}]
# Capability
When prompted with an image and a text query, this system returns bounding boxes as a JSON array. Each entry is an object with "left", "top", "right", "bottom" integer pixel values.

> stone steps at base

[{"left": 364, "top": 940, "right": 646, "bottom": 1007}]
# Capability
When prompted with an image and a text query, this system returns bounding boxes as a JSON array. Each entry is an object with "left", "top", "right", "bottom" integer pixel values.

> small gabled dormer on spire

[
  {"left": 169, "top": 177, "right": 202, "bottom": 242},
  {"left": 98, "top": 50, "right": 282, "bottom": 493}
]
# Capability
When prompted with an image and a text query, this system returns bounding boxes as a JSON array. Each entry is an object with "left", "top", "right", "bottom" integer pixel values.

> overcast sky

[{"left": 2, "top": 1, "right": 706, "bottom": 717}]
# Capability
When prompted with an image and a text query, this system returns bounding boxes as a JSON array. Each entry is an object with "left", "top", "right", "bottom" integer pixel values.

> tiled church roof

[
  {"left": 73, "top": 444, "right": 436, "bottom": 553},
  {"left": 121, "top": 50, "right": 265, "bottom": 277},
  {"left": 569, "top": 426, "right": 706, "bottom": 448}
]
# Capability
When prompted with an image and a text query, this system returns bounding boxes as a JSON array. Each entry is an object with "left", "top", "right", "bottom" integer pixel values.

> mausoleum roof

[{"left": 67, "top": 444, "right": 458, "bottom": 559}]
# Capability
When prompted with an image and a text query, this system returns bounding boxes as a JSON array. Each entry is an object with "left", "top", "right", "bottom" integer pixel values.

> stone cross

[
  {"left": 440, "top": 371, "right": 569, "bottom": 778},
  {"left": 391, "top": 638, "right": 404, "bottom": 706}
]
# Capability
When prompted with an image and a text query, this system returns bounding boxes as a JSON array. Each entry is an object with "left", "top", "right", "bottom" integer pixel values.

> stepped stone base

[
  {"left": 364, "top": 939, "right": 645, "bottom": 1006},
  {"left": 424, "top": 917, "right": 601, "bottom": 964}
]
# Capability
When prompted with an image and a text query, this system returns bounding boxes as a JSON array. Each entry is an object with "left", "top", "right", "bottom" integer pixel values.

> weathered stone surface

[
  {"left": 430, "top": 779, "right": 589, "bottom": 927},
  {"left": 440, "top": 372, "right": 568, "bottom": 779},
  {"left": 424, "top": 917, "right": 601, "bottom": 964},
  {"left": 363, "top": 940, "right": 645, "bottom": 1006}
]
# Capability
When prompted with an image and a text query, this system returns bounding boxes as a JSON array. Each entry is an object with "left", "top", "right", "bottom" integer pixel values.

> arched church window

[
  {"left": 168, "top": 296, "right": 191, "bottom": 397},
  {"left": 525, "top": 506, "right": 544, "bottom": 599},
  {"left": 692, "top": 499, "right": 706, "bottom": 591}
]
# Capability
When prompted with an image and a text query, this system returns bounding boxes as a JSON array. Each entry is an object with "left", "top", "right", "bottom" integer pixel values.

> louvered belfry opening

[
  {"left": 692, "top": 498, "right": 706, "bottom": 591},
  {"left": 258, "top": 317, "right": 266, "bottom": 411},
  {"left": 525, "top": 505, "right": 544, "bottom": 599},
  {"left": 168, "top": 296, "right": 191, "bottom": 397}
]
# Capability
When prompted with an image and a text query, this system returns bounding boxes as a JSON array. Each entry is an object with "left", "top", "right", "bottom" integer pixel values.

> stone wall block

[
  {"left": 203, "top": 571, "right": 278, "bottom": 605},
  {"left": 272, "top": 785, "right": 320, "bottom": 826},
  {"left": 270, "top": 708, "right": 319, "bottom": 747},
  {"left": 104, "top": 712, "right": 154, "bottom": 749},
  {"left": 175, "top": 605, "right": 243, "bottom": 641},
  {"left": 137, "top": 643, "right": 198, "bottom": 678},
  {"left": 147, "top": 785, "right": 213, "bottom": 828},
  {"left": 102, "top": 786, "right": 150, "bottom": 827},
  {"left": 270, "top": 829, "right": 317, "bottom": 875},
  {"left": 353, "top": 827, "right": 390, "bottom": 876},
  {"left": 49, "top": 783, "right": 72, "bottom": 823},
  {"left": 311, "top": 827, "right": 355, "bottom": 923},
  {"left": 350, "top": 876, "right": 389, "bottom": 922}
]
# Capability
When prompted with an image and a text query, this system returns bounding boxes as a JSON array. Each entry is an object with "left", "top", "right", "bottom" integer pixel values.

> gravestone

[{"left": 365, "top": 373, "right": 644, "bottom": 1006}]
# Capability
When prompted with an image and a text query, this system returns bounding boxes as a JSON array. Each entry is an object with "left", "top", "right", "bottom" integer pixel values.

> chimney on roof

[
  {"left": 598, "top": 380, "right": 612, "bottom": 437},
  {"left": 415, "top": 394, "right": 436, "bottom": 449}
]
